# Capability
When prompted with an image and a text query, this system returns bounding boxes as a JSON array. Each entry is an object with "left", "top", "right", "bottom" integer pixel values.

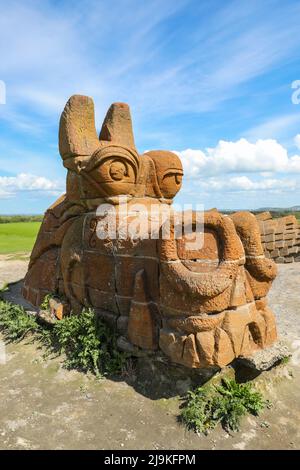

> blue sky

[{"left": 1, "top": 0, "right": 300, "bottom": 213}]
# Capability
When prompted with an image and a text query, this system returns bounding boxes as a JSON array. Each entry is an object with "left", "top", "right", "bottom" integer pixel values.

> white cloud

[
  {"left": 0, "top": 188, "right": 12, "bottom": 199},
  {"left": 0, "top": 173, "right": 64, "bottom": 199},
  {"left": 288, "top": 154, "right": 300, "bottom": 172},
  {"left": 294, "top": 134, "right": 300, "bottom": 150},
  {"left": 176, "top": 138, "right": 300, "bottom": 178},
  {"left": 201, "top": 175, "right": 297, "bottom": 192}
]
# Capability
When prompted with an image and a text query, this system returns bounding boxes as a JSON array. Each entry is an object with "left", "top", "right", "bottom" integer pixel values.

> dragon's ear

[
  {"left": 99, "top": 102, "right": 136, "bottom": 149},
  {"left": 59, "top": 95, "right": 100, "bottom": 163}
]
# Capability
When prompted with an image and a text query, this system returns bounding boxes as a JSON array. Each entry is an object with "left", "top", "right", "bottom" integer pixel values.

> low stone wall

[{"left": 256, "top": 212, "right": 300, "bottom": 263}]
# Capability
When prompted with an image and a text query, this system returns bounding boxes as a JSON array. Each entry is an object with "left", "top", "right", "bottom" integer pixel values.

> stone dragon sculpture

[{"left": 22, "top": 95, "right": 278, "bottom": 368}]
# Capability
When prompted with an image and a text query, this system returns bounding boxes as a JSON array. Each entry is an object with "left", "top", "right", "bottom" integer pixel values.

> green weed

[
  {"left": 180, "top": 377, "right": 267, "bottom": 434},
  {"left": 280, "top": 356, "right": 290, "bottom": 365},
  {"left": 40, "top": 294, "right": 52, "bottom": 310},
  {"left": 0, "top": 282, "right": 9, "bottom": 294},
  {"left": 0, "top": 300, "right": 127, "bottom": 377},
  {"left": 0, "top": 300, "right": 39, "bottom": 340},
  {"left": 40, "top": 308, "right": 127, "bottom": 377}
]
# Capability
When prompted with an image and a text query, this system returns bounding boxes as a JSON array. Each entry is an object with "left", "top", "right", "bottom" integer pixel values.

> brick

[
  {"left": 264, "top": 233, "right": 275, "bottom": 243},
  {"left": 49, "top": 297, "right": 70, "bottom": 320},
  {"left": 275, "top": 227, "right": 284, "bottom": 235},
  {"left": 256, "top": 211, "right": 272, "bottom": 221},
  {"left": 264, "top": 228, "right": 275, "bottom": 236},
  {"left": 280, "top": 247, "right": 289, "bottom": 256},
  {"left": 284, "top": 256, "right": 294, "bottom": 263},
  {"left": 282, "top": 215, "right": 298, "bottom": 225},
  {"left": 270, "top": 249, "right": 279, "bottom": 258},
  {"left": 264, "top": 220, "right": 276, "bottom": 231},
  {"left": 266, "top": 241, "right": 275, "bottom": 250},
  {"left": 284, "top": 232, "right": 296, "bottom": 240},
  {"left": 275, "top": 240, "right": 284, "bottom": 249}
]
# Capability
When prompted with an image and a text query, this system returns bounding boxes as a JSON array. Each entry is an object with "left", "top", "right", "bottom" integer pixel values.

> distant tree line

[
  {"left": 222, "top": 210, "right": 300, "bottom": 222},
  {"left": 0, "top": 210, "right": 299, "bottom": 224},
  {"left": 0, "top": 215, "right": 43, "bottom": 224}
]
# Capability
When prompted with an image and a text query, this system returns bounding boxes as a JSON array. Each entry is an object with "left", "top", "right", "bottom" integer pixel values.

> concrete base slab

[{"left": 238, "top": 341, "right": 291, "bottom": 371}]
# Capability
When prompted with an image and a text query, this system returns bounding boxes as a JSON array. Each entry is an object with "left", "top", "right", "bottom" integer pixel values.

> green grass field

[{"left": 0, "top": 222, "right": 41, "bottom": 254}]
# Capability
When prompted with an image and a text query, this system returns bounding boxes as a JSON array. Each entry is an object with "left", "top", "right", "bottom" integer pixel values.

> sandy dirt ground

[{"left": 0, "top": 255, "right": 299, "bottom": 450}]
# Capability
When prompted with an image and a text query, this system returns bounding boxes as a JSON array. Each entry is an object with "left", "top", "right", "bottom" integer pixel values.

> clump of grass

[
  {"left": 180, "top": 377, "right": 267, "bottom": 434},
  {"left": 0, "top": 299, "right": 39, "bottom": 341},
  {"left": 280, "top": 356, "right": 290, "bottom": 365},
  {"left": 0, "top": 282, "right": 9, "bottom": 294},
  {"left": 0, "top": 300, "right": 127, "bottom": 377}
]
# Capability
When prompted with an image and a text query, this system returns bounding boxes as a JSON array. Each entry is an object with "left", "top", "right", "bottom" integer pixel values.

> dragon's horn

[
  {"left": 59, "top": 95, "right": 100, "bottom": 162},
  {"left": 99, "top": 102, "right": 136, "bottom": 149}
]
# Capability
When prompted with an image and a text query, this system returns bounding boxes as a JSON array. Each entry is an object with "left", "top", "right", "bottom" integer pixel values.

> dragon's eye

[
  {"left": 163, "top": 172, "right": 182, "bottom": 182},
  {"left": 175, "top": 173, "right": 183, "bottom": 185},
  {"left": 109, "top": 161, "right": 127, "bottom": 181},
  {"left": 160, "top": 172, "right": 183, "bottom": 197}
]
